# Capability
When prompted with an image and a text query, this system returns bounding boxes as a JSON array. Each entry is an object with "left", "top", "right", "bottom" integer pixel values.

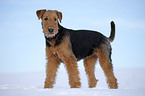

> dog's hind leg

[
  {"left": 95, "top": 43, "right": 118, "bottom": 89},
  {"left": 84, "top": 55, "right": 98, "bottom": 88}
]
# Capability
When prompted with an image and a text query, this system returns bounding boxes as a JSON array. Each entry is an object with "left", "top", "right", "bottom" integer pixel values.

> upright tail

[{"left": 109, "top": 21, "right": 115, "bottom": 42}]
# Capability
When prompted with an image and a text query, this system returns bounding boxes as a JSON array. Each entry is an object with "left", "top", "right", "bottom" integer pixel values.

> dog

[{"left": 36, "top": 9, "right": 118, "bottom": 89}]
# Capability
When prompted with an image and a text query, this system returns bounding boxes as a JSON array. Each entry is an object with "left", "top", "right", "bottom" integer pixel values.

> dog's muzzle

[{"left": 44, "top": 33, "right": 57, "bottom": 38}]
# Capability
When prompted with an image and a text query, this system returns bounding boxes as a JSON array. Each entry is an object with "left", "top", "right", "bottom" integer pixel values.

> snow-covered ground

[{"left": 0, "top": 66, "right": 145, "bottom": 96}]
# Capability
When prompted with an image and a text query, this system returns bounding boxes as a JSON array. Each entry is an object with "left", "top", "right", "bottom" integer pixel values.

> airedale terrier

[{"left": 36, "top": 9, "right": 118, "bottom": 89}]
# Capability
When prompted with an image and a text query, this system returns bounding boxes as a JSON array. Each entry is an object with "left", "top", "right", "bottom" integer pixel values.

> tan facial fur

[{"left": 36, "top": 10, "right": 62, "bottom": 38}]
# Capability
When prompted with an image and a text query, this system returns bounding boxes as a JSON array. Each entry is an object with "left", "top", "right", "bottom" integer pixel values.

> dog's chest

[{"left": 47, "top": 36, "right": 75, "bottom": 62}]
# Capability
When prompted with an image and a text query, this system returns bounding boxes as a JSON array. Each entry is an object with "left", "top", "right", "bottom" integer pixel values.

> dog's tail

[{"left": 109, "top": 21, "right": 115, "bottom": 42}]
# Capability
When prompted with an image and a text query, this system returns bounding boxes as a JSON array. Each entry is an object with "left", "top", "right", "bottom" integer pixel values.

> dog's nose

[{"left": 48, "top": 27, "right": 54, "bottom": 33}]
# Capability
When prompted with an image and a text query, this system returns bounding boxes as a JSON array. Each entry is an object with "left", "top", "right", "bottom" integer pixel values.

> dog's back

[
  {"left": 69, "top": 29, "right": 106, "bottom": 60},
  {"left": 58, "top": 22, "right": 115, "bottom": 61}
]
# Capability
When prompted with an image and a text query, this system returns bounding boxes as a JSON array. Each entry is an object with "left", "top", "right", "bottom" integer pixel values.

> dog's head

[{"left": 36, "top": 9, "right": 62, "bottom": 38}]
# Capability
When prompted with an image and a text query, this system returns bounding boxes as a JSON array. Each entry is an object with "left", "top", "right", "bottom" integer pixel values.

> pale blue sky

[{"left": 0, "top": 0, "right": 145, "bottom": 73}]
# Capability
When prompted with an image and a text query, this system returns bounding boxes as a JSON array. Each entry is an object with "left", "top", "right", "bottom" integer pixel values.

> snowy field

[{"left": 0, "top": 66, "right": 145, "bottom": 96}]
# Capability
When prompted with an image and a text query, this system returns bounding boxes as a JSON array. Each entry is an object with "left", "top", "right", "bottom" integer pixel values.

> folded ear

[
  {"left": 36, "top": 9, "right": 46, "bottom": 19},
  {"left": 56, "top": 11, "right": 62, "bottom": 23}
]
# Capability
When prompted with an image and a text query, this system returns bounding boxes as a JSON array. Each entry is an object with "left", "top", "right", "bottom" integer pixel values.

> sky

[{"left": 0, "top": 0, "right": 145, "bottom": 73}]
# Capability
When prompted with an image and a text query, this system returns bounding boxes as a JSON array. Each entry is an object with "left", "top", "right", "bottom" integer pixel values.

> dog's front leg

[
  {"left": 64, "top": 57, "right": 81, "bottom": 88},
  {"left": 57, "top": 36, "right": 81, "bottom": 88},
  {"left": 44, "top": 47, "right": 60, "bottom": 88},
  {"left": 58, "top": 51, "right": 81, "bottom": 88}
]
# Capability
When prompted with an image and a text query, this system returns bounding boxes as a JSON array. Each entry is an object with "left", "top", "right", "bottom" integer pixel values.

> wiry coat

[
  {"left": 46, "top": 23, "right": 111, "bottom": 61},
  {"left": 36, "top": 9, "right": 118, "bottom": 89}
]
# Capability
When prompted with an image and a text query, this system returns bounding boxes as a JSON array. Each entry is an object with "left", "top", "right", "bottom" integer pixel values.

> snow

[{"left": 0, "top": 67, "right": 145, "bottom": 96}]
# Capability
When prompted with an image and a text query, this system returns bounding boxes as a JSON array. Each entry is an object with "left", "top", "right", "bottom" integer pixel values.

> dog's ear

[
  {"left": 55, "top": 11, "right": 62, "bottom": 23},
  {"left": 36, "top": 9, "right": 46, "bottom": 20}
]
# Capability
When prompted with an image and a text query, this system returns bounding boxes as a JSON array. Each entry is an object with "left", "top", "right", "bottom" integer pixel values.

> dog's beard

[{"left": 44, "top": 33, "right": 58, "bottom": 38}]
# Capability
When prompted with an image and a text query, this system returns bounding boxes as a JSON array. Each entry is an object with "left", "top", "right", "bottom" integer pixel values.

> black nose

[{"left": 48, "top": 28, "right": 54, "bottom": 33}]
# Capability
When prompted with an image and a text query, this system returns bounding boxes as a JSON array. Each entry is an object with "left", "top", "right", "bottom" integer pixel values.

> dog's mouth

[{"left": 44, "top": 33, "right": 58, "bottom": 38}]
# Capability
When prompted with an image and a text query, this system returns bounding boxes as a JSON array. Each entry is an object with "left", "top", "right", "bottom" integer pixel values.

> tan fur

[
  {"left": 36, "top": 10, "right": 62, "bottom": 38},
  {"left": 45, "top": 36, "right": 81, "bottom": 88},
  {"left": 94, "top": 41, "right": 118, "bottom": 89},
  {"left": 36, "top": 9, "right": 46, "bottom": 19},
  {"left": 84, "top": 55, "right": 98, "bottom": 88},
  {"left": 36, "top": 9, "right": 118, "bottom": 89}
]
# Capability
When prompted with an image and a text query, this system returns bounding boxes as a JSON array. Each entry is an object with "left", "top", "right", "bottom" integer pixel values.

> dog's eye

[
  {"left": 44, "top": 18, "right": 48, "bottom": 21},
  {"left": 54, "top": 18, "right": 57, "bottom": 21}
]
